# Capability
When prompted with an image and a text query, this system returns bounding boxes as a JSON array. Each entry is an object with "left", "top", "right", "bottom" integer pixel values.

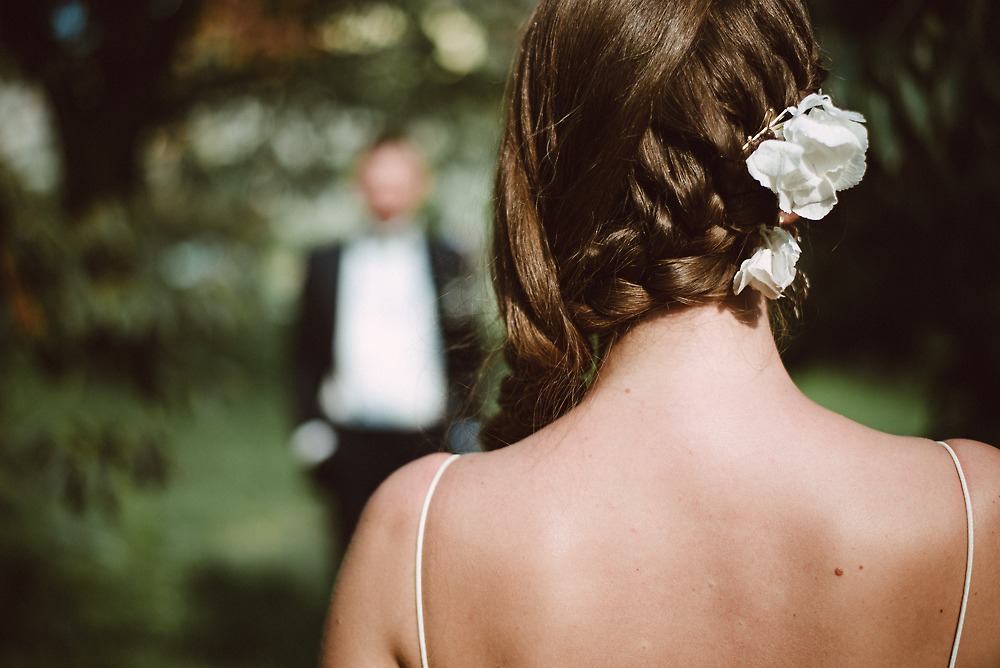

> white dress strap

[
  {"left": 937, "top": 441, "right": 974, "bottom": 668},
  {"left": 415, "top": 453, "right": 460, "bottom": 668}
]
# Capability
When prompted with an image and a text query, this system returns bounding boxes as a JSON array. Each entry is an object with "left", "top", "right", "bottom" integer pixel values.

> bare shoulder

[
  {"left": 941, "top": 438, "right": 1000, "bottom": 664},
  {"left": 363, "top": 452, "right": 459, "bottom": 531},
  {"left": 320, "top": 452, "right": 455, "bottom": 668},
  {"left": 944, "top": 437, "right": 1000, "bottom": 474},
  {"left": 944, "top": 437, "right": 1000, "bottom": 533},
  {"left": 944, "top": 438, "right": 1000, "bottom": 522}
]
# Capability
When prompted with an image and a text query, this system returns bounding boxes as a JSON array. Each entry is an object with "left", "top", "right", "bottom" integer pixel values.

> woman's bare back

[{"left": 412, "top": 408, "right": 1000, "bottom": 667}]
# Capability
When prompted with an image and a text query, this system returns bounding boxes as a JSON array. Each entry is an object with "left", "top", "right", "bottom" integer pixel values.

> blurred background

[{"left": 0, "top": 0, "right": 996, "bottom": 666}]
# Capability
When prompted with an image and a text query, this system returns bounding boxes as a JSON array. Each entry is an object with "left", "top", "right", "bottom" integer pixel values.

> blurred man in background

[{"left": 290, "top": 135, "right": 481, "bottom": 554}]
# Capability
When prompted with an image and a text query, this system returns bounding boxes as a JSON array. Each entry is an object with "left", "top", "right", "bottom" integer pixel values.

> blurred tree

[
  {"left": 0, "top": 0, "right": 203, "bottom": 214},
  {"left": 0, "top": 0, "right": 271, "bottom": 521}
]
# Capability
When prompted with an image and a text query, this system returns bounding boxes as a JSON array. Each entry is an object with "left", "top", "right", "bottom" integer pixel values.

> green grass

[
  {"left": 1, "top": 370, "right": 333, "bottom": 668},
  {"left": 114, "top": 387, "right": 334, "bottom": 668}
]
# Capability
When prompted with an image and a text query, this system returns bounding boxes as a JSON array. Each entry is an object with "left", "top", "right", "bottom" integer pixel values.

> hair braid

[{"left": 482, "top": 0, "right": 826, "bottom": 449}]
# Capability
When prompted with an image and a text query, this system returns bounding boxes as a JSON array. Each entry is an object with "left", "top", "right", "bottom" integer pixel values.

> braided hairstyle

[{"left": 482, "top": 0, "right": 826, "bottom": 449}]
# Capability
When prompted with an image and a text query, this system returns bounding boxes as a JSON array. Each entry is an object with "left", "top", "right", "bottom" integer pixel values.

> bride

[{"left": 322, "top": 0, "right": 1000, "bottom": 665}]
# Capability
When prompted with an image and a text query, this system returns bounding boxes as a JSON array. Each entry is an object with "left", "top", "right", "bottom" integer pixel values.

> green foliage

[{"left": 0, "top": 180, "right": 269, "bottom": 512}]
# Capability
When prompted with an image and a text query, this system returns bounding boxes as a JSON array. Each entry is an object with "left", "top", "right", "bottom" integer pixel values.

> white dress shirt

[{"left": 319, "top": 224, "right": 448, "bottom": 431}]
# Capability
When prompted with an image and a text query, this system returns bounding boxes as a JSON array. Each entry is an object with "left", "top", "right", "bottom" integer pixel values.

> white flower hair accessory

[
  {"left": 734, "top": 93, "right": 867, "bottom": 300},
  {"left": 744, "top": 92, "right": 868, "bottom": 220},
  {"left": 733, "top": 225, "right": 801, "bottom": 300}
]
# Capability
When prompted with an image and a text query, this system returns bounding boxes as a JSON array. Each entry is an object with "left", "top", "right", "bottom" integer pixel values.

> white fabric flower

[
  {"left": 732, "top": 225, "right": 801, "bottom": 300},
  {"left": 746, "top": 93, "right": 868, "bottom": 220}
]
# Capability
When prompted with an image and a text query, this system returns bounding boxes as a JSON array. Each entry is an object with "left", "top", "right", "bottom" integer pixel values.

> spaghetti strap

[
  {"left": 415, "top": 454, "right": 460, "bottom": 668},
  {"left": 937, "top": 441, "right": 974, "bottom": 668}
]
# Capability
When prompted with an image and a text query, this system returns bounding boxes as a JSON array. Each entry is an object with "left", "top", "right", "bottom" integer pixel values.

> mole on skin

[{"left": 834, "top": 568, "right": 844, "bottom": 576}]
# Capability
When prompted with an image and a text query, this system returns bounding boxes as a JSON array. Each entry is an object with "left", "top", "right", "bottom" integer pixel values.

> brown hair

[{"left": 482, "top": 0, "right": 826, "bottom": 449}]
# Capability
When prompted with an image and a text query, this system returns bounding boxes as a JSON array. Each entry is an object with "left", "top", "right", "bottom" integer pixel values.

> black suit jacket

[{"left": 292, "top": 236, "right": 481, "bottom": 430}]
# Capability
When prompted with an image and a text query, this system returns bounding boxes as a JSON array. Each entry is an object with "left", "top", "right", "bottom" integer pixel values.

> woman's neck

[{"left": 583, "top": 299, "right": 805, "bottom": 424}]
